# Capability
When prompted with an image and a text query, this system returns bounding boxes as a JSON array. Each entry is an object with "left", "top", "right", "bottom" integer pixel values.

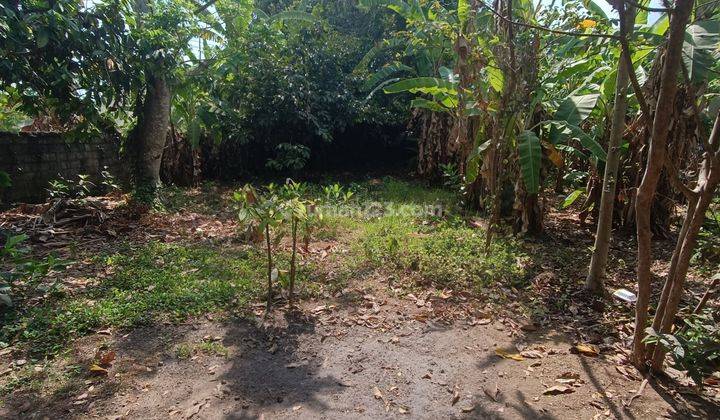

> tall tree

[
  {"left": 632, "top": 0, "right": 695, "bottom": 369},
  {"left": 125, "top": 0, "right": 201, "bottom": 201},
  {"left": 585, "top": 0, "right": 637, "bottom": 294}
]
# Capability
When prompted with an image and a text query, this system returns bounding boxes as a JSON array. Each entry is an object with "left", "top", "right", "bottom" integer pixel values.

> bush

[{"left": 645, "top": 309, "right": 720, "bottom": 386}]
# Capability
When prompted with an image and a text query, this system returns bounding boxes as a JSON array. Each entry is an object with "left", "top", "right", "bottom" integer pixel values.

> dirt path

[{"left": 4, "top": 287, "right": 703, "bottom": 420}]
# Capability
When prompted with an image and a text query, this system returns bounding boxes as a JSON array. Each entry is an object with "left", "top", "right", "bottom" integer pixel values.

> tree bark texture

[
  {"left": 586, "top": 1, "right": 636, "bottom": 294},
  {"left": 649, "top": 112, "right": 720, "bottom": 370},
  {"left": 632, "top": 0, "right": 694, "bottom": 369},
  {"left": 132, "top": 74, "right": 171, "bottom": 195}
]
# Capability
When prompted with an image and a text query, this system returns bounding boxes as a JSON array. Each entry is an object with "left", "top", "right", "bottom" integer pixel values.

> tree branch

[
  {"left": 664, "top": 155, "right": 698, "bottom": 200},
  {"left": 479, "top": 2, "right": 620, "bottom": 40},
  {"left": 626, "top": 0, "right": 671, "bottom": 12},
  {"left": 618, "top": 2, "right": 652, "bottom": 127},
  {"left": 680, "top": 61, "right": 712, "bottom": 152}
]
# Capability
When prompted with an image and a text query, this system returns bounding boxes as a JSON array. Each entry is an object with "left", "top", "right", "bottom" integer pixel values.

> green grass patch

[
  {"left": 197, "top": 340, "right": 230, "bottom": 357},
  {"left": 358, "top": 216, "right": 527, "bottom": 290},
  {"left": 0, "top": 242, "right": 267, "bottom": 357},
  {"left": 366, "top": 176, "right": 456, "bottom": 205}
]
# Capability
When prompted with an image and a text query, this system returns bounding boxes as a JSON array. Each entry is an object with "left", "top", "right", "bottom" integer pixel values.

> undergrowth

[
  {"left": 1, "top": 177, "right": 527, "bottom": 396},
  {"left": 358, "top": 216, "right": 527, "bottom": 290},
  {"left": 0, "top": 242, "right": 274, "bottom": 357}
]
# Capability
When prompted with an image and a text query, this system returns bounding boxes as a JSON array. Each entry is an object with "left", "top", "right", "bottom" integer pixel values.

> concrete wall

[{"left": 0, "top": 132, "right": 124, "bottom": 205}]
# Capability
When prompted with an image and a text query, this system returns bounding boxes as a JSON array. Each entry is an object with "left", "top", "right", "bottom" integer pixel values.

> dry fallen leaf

[
  {"left": 616, "top": 365, "right": 640, "bottom": 381},
  {"left": 451, "top": 388, "right": 460, "bottom": 406},
  {"left": 89, "top": 364, "right": 108, "bottom": 376},
  {"left": 571, "top": 343, "right": 600, "bottom": 357},
  {"left": 495, "top": 348, "right": 524, "bottom": 361},
  {"left": 373, "top": 386, "right": 383, "bottom": 400},
  {"left": 98, "top": 350, "right": 116, "bottom": 368},
  {"left": 557, "top": 371, "right": 580, "bottom": 380},
  {"left": 543, "top": 385, "right": 575, "bottom": 395},
  {"left": 520, "top": 349, "right": 544, "bottom": 359}
]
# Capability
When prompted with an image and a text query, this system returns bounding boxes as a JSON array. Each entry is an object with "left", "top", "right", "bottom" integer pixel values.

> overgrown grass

[
  {"left": 0, "top": 242, "right": 268, "bottom": 357},
  {"left": 1, "top": 177, "right": 525, "bottom": 360},
  {"left": 367, "top": 176, "right": 456, "bottom": 205},
  {"left": 358, "top": 216, "right": 527, "bottom": 290},
  {"left": 308, "top": 177, "right": 527, "bottom": 291}
]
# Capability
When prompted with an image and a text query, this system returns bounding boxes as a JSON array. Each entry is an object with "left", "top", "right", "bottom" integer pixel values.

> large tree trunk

[
  {"left": 585, "top": 1, "right": 636, "bottom": 294},
  {"left": 132, "top": 74, "right": 171, "bottom": 198},
  {"left": 632, "top": 0, "right": 694, "bottom": 369}
]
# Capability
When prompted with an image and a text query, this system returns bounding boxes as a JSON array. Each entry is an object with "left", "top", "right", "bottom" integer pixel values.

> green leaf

[
  {"left": 438, "top": 66, "right": 456, "bottom": 83},
  {"left": 188, "top": 119, "right": 201, "bottom": 147},
  {"left": 517, "top": 130, "right": 542, "bottom": 194},
  {"left": 359, "top": 0, "right": 417, "bottom": 20},
  {"left": 634, "top": 0, "right": 649, "bottom": 25},
  {"left": 458, "top": 0, "right": 470, "bottom": 28},
  {"left": 438, "top": 93, "right": 458, "bottom": 108},
  {"left": 555, "top": 94, "right": 599, "bottom": 126},
  {"left": 365, "top": 77, "right": 401, "bottom": 101},
  {"left": 547, "top": 120, "right": 606, "bottom": 161},
  {"left": 36, "top": 29, "right": 49, "bottom": 48},
  {"left": 555, "top": 58, "right": 593, "bottom": 81},
  {"left": 383, "top": 77, "right": 457, "bottom": 95},
  {"left": 364, "top": 63, "right": 414, "bottom": 91},
  {"left": 683, "top": 21, "right": 720, "bottom": 83},
  {"left": 601, "top": 70, "right": 617, "bottom": 100},
  {"left": 465, "top": 139, "right": 491, "bottom": 183},
  {"left": 576, "top": 132, "right": 606, "bottom": 162},
  {"left": 4, "top": 234, "right": 28, "bottom": 250},
  {"left": 410, "top": 98, "right": 449, "bottom": 113},
  {"left": 583, "top": 0, "right": 609, "bottom": 21},
  {"left": 556, "top": 144, "right": 588, "bottom": 160},
  {"left": 650, "top": 15, "right": 669, "bottom": 36},
  {"left": 0, "top": 171, "right": 10, "bottom": 188},
  {"left": 487, "top": 67, "right": 504, "bottom": 93},
  {"left": 353, "top": 38, "right": 405, "bottom": 72},
  {"left": 562, "top": 189, "right": 585, "bottom": 208}
]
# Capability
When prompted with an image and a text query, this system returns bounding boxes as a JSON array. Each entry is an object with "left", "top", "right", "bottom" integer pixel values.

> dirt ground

[
  {"left": 1, "top": 186, "right": 719, "bottom": 419},
  {"left": 3, "top": 280, "right": 715, "bottom": 420}
]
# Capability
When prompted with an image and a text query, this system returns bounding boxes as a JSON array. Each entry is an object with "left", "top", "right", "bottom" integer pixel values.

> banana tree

[{"left": 359, "top": 0, "right": 458, "bottom": 177}]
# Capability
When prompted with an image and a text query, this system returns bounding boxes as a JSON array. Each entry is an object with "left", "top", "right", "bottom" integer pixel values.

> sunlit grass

[
  {"left": 0, "top": 242, "right": 266, "bottom": 357},
  {"left": 357, "top": 215, "right": 528, "bottom": 290}
]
